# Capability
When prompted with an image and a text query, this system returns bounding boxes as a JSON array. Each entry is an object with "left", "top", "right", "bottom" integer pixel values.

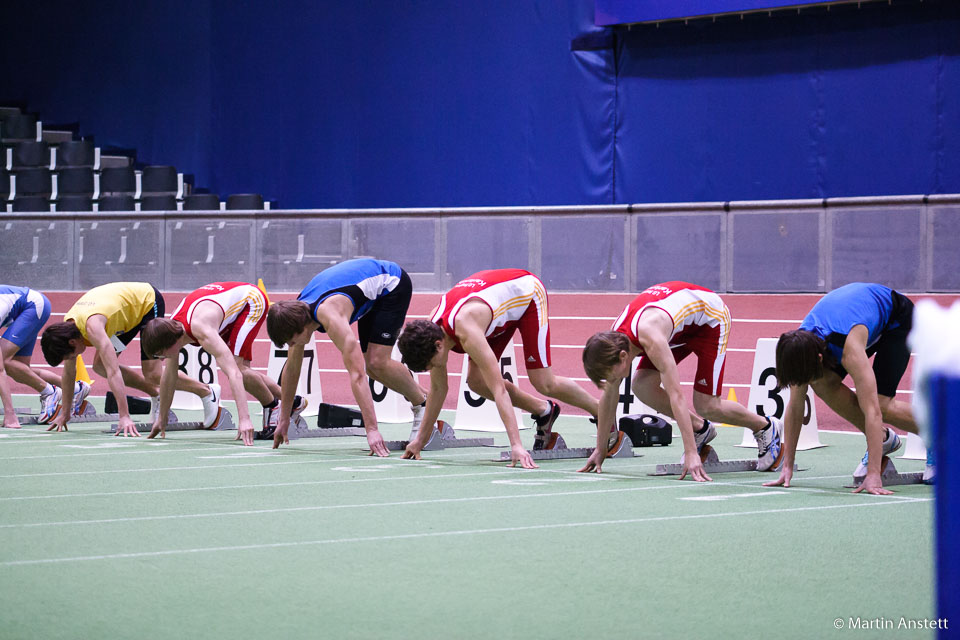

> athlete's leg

[
  {"left": 812, "top": 372, "right": 918, "bottom": 434},
  {"left": 91, "top": 351, "right": 161, "bottom": 396},
  {"left": 364, "top": 343, "right": 426, "bottom": 405},
  {"left": 632, "top": 368, "right": 705, "bottom": 430},
  {"left": 465, "top": 358, "right": 546, "bottom": 415},
  {"left": 526, "top": 367, "right": 598, "bottom": 417},
  {"left": 238, "top": 356, "right": 278, "bottom": 405},
  {"left": 0, "top": 339, "right": 51, "bottom": 392},
  {"left": 692, "top": 391, "right": 767, "bottom": 431}
]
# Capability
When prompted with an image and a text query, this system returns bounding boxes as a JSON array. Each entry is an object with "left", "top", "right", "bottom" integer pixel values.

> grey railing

[{"left": 2, "top": 194, "right": 958, "bottom": 293}]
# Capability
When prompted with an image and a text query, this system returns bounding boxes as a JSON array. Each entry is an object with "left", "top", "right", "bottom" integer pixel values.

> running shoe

[
  {"left": 693, "top": 419, "right": 717, "bottom": 453},
  {"left": 409, "top": 401, "right": 426, "bottom": 441},
  {"left": 258, "top": 395, "right": 307, "bottom": 439},
  {"left": 38, "top": 386, "right": 62, "bottom": 424},
  {"left": 201, "top": 383, "right": 222, "bottom": 429},
  {"left": 755, "top": 416, "right": 784, "bottom": 471},
  {"left": 71, "top": 380, "right": 92, "bottom": 417},
  {"left": 854, "top": 427, "right": 903, "bottom": 477},
  {"left": 923, "top": 446, "right": 936, "bottom": 485},
  {"left": 532, "top": 401, "right": 560, "bottom": 450},
  {"left": 149, "top": 396, "right": 160, "bottom": 422}
]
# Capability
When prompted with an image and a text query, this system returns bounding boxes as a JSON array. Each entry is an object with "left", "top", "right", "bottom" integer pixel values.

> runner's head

[
  {"left": 141, "top": 318, "right": 185, "bottom": 358},
  {"left": 398, "top": 320, "right": 445, "bottom": 372},
  {"left": 775, "top": 329, "right": 830, "bottom": 388},
  {"left": 40, "top": 321, "right": 84, "bottom": 366},
  {"left": 582, "top": 331, "right": 632, "bottom": 388},
  {"left": 266, "top": 300, "right": 313, "bottom": 348}
]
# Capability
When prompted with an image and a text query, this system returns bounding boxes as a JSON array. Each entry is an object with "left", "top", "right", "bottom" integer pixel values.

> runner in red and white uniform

[
  {"left": 397, "top": 269, "right": 599, "bottom": 469},
  {"left": 140, "top": 282, "right": 285, "bottom": 446},
  {"left": 580, "top": 281, "right": 783, "bottom": 479}
]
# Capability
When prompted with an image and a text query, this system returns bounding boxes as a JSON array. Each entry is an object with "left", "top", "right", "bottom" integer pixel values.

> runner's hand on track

[
  {"left": 508, "top": 444, "right": 538, "bottom": 470},
  {"left": 367, "top": 430, "right": 389, "bottom": 457}
]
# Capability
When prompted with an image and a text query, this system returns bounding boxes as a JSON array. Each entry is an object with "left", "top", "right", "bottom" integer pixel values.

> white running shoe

[
  {"left": 409, "top": 402, "right": 426, "bottom": 441},
  {"left": 693, "top": 420, "right": 717, "bottom": 453},
  {"left": 201, "top": 383, "right": 222, "bottom": 429},
  {"left": 755, "top": 416, "right": 784, "bottom": 471},
  {"left": 38, "top": 387, "right": 62, "bottom": 424},
  {"left": 854, "top": 427, "right": 903, "bottom": 477},
  {"left": 923, "top": 447, "right": 936, "bottom": 485},
  {"left": 259, "top": 395, "right": 308, "bottom": 438},
  {"left": 149, "top": 396, "right": 160, "bottom": 421},
  {"left": 71, "top": 380, "right": 92, "bottom": 417}
]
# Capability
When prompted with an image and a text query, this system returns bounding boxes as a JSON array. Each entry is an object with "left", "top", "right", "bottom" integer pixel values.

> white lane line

[
  {"left": 0, "top": 444, "right": 247, "bottom": 461},
  {"left": 0, "top": 474, "right": 897, "bottom": 528},
  {"left": 681, "top": 491, "right": 789, "bottom": 501},
  {"left": 0, "top": 498, "right": 930, "bottom": 567}
]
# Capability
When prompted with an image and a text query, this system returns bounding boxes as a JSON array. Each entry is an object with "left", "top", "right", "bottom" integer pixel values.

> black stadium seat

[
  {"left": 99, "top": 166, "right": 135, "bottom": 194},
  {"left": 97, "top": 194, "right": 135, "bottom": 211},
  {"left": 1, "top": 113, "right": 37, "bottom": 142},
  {"left": 182, "top": 193, "right": 220, "bottom": 210},
  {"left": 9, "top": 141, "right": 50, "bottom": 168},
  {"left": 141, "top": 165, "right": 177, "bottom": 194},
  {"left": 56, "top": 140, "right": 95, "bottom": 168},
  {"left": 140, "top": 194, "right": 178, "bottom": 210},
  {"left": 12, "top": 195, "right": 49, "bottom": 211},
  {"left": 226, "top": 193, "right": 264, "bottom": 210},
  {"left": 56, "top": 195, "right": 93, "bottom": 211},
  {"left": 13, "top": 167, "right": 52, "bottom": 196},
  {"left": 56, "top": 167, "right": 94, "bottom": 196}
]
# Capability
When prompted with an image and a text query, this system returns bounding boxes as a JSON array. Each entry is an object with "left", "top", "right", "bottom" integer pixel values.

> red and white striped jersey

[
  {"left": 172, "top": 282, "right": 267, "bottom": 341},
  {"left": 612, "top": 281, "right": 730, "bottom": 349}
]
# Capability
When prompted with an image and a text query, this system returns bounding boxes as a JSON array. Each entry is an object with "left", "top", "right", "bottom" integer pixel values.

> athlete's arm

[
  {"left": 457, "top": 314, "right": 537, "bottom": 470},
  {"left": 0, "top": 350, "right": 21, "bottom": 428},
  {"left": 85, "top": 315, "right": 138, "bottom": 437},
  {"left": 190, "top": 305, "right": 254, "bottom": 446},
  {"left": 403, "top": 354, "right": 449, "bottom": 460},
  {"left": 316, "top": 297, "right": 389, "bottom": 457},
  {"left": 843, "top": 325, "right": 891, "bottom": 496},
  {"left": 148, "top": 350, "right": 181, "bottom": 440},
  {"left": 638, "top": 323, "right": 711, "bottom": 482},
  {"left": 578, "top": 375, "right": 621, "bottom": 474},
  {"left": 764, "top": 384, "right": 805, "bottom": 488},
  {"left": 273, "top": 344, "right": 303, "bottom": 449}
]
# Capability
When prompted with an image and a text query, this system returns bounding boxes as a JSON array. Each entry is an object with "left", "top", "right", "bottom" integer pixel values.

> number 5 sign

[
  {"left": 739, "top": 338, "right": 824, "bottom": 450},
  {"left": 452, "top": 339, "right": 523, "bottom": 432}
]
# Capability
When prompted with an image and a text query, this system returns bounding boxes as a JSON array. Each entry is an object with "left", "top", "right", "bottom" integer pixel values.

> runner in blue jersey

[
  {"left": 0, "top": 285, "right": 66, "bottom": 427},
  {"left": 266, "top": 259, "right": 426, "bottom": 454},
  {"left": 767, "top": 283, "right": 919, "bottom": 495}
]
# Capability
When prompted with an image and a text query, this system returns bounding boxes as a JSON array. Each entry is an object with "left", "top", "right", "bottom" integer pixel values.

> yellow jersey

[{"left": 65, "top": 282, "right": 157, "bottom": 345}]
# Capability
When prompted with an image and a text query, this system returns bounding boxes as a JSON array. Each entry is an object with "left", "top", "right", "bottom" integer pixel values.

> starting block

[
  {"left": 286, "top": 415, "right": 366, "bottom": 439},
  {"left": 383, "top": 420, "right": 495, "bottom": 452},
  {"left": 0, "top": 407, "right": 32, "bottom": 415},
  {"left": 107, "top": 409, "right": 232, "bottom": 433},
  {"left": 650, "top": 444, "right": 794, "bottom": 476},
  {"left": 849, "top": 455, "right": 924, "bottom": 488},
  {"left": 499, "top": 431, "right": 635, "bottom": 461}
]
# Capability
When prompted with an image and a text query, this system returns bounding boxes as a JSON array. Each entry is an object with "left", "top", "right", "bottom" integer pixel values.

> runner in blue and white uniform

[
  {"left": 768, "top": 283, "right": 920, "bottom": 495},
  {"left": 0, "top": 285, "right": 64, "bottom": 427},
  {"left": 265, "top": 259, "right": 426, "bottom": 454}
]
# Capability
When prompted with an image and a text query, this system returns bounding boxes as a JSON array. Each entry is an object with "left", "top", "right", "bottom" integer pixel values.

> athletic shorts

[
  {"left": 1, "top": 292, "right": 51, "bottom": 357},
  {"left": 829, "top": 290, "right": 913, "bottom": 398},
  {"left": 636, "top": 323, "right": 727, "bottom": 396},
  {"left": 483, "top": 296, "right": 552, "bottom": 370},
  {"left": 220, "top": 288, "right": 268, "bottom": 362},
  {"left": 113, "top": 285, "right": 165, "bottom": 361},
  {"left": 357, "top": 269, "right": 413, "bottom": 352}
]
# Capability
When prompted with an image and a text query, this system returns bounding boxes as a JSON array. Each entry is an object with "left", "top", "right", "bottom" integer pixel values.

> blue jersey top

[
  {"left": 298, "top": 259, "right": 404, "bottom": 331},
  {"left": 799, "top": 283, "right": 899, "bottom": 364},
  {"left": 0, "top": 285, "right": 37, "bottom": 328}
]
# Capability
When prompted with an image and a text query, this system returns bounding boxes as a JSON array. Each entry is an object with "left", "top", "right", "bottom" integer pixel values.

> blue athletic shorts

[{"left": 2, "top": 292, "right": 52, "bottom": 357}]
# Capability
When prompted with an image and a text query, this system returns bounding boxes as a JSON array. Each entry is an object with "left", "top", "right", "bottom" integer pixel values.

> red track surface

[{"left": 15, "top": 290, "right": 960, "bottom": 432}]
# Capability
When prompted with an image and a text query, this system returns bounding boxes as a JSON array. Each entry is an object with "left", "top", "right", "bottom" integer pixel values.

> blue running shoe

[{"left": 923, "top": 446, "right": 936, "bottom": 485}]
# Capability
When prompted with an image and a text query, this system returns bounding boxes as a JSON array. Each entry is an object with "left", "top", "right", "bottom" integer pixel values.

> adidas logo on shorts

[{"left": 697, "top": 378, "right": 708, "bottom": 386}]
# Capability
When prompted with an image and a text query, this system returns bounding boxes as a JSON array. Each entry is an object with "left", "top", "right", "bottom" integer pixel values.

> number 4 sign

[{"left": 739, "top": 338, "right": 824, "bottom": 450}]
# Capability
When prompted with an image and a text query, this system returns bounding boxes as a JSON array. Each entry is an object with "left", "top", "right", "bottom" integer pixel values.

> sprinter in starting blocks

[
  {"left": 848, "top": 455, "right": 924, "bottom": 488},
  {"left": 110, "top": 409, "right": 234, "bottom": 434},
  {"left": 651, "top": 443, "right": 793, "bottom": 476}
]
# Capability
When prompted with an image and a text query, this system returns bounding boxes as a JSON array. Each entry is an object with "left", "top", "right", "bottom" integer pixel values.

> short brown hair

[
  {"left": 266, "top": 300, "right": 313, "bottom": 348},
  {"left": 397, "top": 320, "right": 445, "bottom": 372},
  {"left": 775, "top": 329, "right": 830, "bottom": 388},
  {"left": 582, "top": 331, "right": 631, "bottom": 386},
  {"left": 40, "top": 321, "right": 83, "bottom": 366},
  {"left": 140, "top": 318, "right": 185, "bottom": 358}
]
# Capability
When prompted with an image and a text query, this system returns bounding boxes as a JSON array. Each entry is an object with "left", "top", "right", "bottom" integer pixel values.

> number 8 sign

[
  {"left": 741, "top": 338, "right": 824, "bottom": 450},
  {"left": 171, "top": 344, "right": 221, "bottom": 410}
]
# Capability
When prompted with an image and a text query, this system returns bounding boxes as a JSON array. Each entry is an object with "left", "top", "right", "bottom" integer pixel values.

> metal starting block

[
  {"left": 849, "top": 455, "right": 924, "bottom": 488},
  {"left": 24, "top": 403, "right": 114, "bottom": 424},
  {"left": 650, "top": 444, "right": 795, "bottom": 476},
  {"left": 499, "top": 431, "right": 636, "bottom": 461},
  {"left": 0, "top": 407, "right": 32, "bottom": 415},
  {"left": 384, "top": 421, "right": 496, "bottom": 452},
  {"left": 286, "top": 415, "right": 366, "bottom": 439},
  {"left": 107, "top": 409, "right": 233, "bottom": 433}
]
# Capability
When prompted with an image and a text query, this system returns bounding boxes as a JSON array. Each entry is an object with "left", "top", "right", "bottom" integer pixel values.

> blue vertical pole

[{"left": 933, "top": 373, "right": 959, "bottom": 637}]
